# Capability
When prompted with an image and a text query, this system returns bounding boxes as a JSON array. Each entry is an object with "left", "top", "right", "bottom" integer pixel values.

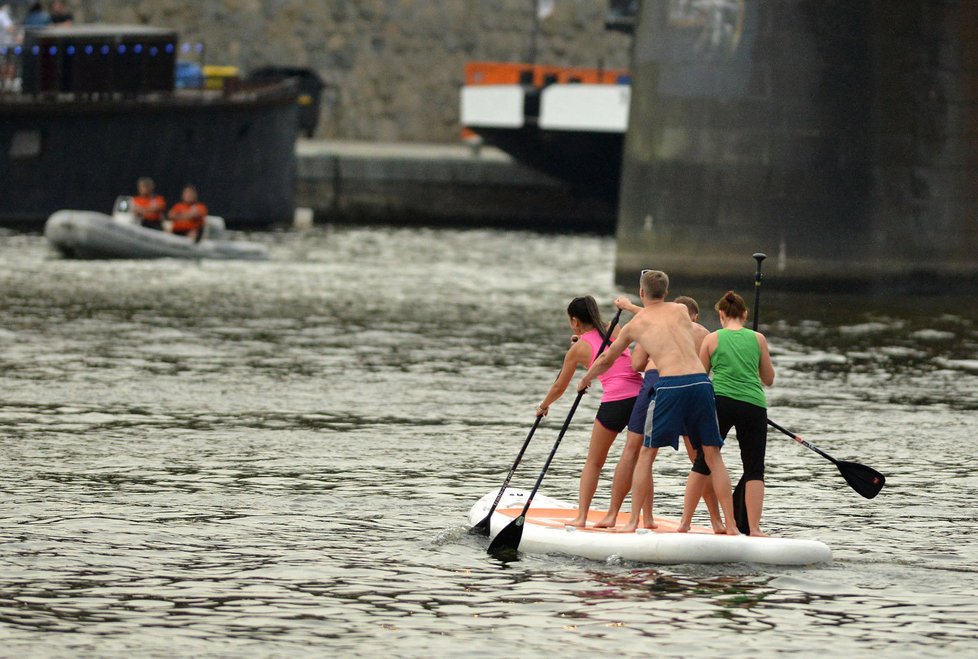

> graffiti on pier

[{"left": 668, "top": 0, "right": 746, "bottom": 57}]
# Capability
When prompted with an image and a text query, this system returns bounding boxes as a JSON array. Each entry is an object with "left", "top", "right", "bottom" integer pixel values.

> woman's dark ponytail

[{"left": 567, "top": 296, "right": 608, "bottom": 339}]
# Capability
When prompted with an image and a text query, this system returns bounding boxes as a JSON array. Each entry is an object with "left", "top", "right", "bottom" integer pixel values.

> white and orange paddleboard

[{"left": 470, "top": 489, "right": 832, "bottom": 565}]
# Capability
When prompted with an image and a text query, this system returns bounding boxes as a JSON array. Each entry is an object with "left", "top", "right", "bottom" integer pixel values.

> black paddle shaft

[
  {"left": 751, "top": 253, "right": 766, "bottom": 332},
  {"left": 486, "top": 389, "right": 590, "bottom": 557},
  {"left": 747, "top": 251, "right": 886, "bottom": 500},
  {"left": 767, "top": 418, "right": 834, "bottom": 462},
  {"left": 487, "top": 309, "right": 623, "bottom": 556},
  {"left": 732, "top": 253, "right": 767, "bottom": 534},
  {"left": 766, "top": 418, "right": 886, "bottom": 499},
  {"left": 468, "top": 414, "right": 544, "bottom": 535},
  {"left": 472, "top": 363, "right": 576, "bottom": 534}
]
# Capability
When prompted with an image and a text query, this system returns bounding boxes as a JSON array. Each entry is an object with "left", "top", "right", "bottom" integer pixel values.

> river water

[{"left": 1, "top": 226, "right": 976, "bottom": 657}]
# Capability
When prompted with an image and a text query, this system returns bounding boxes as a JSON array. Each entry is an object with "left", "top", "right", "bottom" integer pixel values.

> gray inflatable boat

[{"left": 44, "top": 197, "right": 269, "bottom": 260}]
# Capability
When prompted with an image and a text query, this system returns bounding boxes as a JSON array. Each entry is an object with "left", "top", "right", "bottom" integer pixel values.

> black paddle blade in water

[
  {"left": 468, "top": 515, "right": 490, "bottom": 536},
  {"left": 486, "top": 515, "right": 524, "bottom": 559},
  {"left": 837, "top": 460, "right": 886, "bottom": 499},
  {"left": 767, "top": 418, "right": 886, "bottom": 500}
]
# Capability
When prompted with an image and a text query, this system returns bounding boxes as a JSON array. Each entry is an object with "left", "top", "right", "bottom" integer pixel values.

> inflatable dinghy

[{"left": 44, "top": 197, "right": 268, "bottom": 260}]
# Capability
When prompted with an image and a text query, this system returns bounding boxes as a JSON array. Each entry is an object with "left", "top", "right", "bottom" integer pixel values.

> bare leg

[
  {"left": 595, "top": 430, "right": 643, "bottom": 528},
  {"left": 568, "top": 421, "right": 619, "bottom": 527},
  {"left": 702, "top": 484, "right": 723, "bottom": 533},
  {"left": 619, "top": 446, "right": 658, "bottom": 532},
  {"left": 676, "top": 470, "right": 709, "bottom": 532},
  {"left": 703, "top": 446, "right": 738, "bottom": 535},
  {"left": 637, "top": 446, "right": 657, "bottom": 529},
  {"left": 683, "top": 437, "right": 724, "bottom": 533},
  {"left": 745, "top": 479, "right": 768, "bottom": 537},
  {"left": 678, "top": 446, "right": 736, "bottom": 534},
  {"left": 640, "top": 498, "right": 655, "bottom": 529}
]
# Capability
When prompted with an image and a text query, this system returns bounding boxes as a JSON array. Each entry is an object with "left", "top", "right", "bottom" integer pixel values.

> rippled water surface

[{"left": 2, "top": 227, "right": 977, "bottom": 656}]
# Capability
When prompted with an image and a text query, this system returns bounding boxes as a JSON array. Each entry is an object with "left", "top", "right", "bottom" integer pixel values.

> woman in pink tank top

[{"left": 535, "top": 296, "right": 643, "bottom": 527}]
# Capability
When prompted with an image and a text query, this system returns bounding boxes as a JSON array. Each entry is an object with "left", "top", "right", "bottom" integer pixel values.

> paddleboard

[{"left": 470, "top": 489, "right": 832, "bottom": 566}]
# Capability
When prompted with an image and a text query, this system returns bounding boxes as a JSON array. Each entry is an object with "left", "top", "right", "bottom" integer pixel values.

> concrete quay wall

[{"left": 295, "top": 140, "right": 616, "bottom": 232}]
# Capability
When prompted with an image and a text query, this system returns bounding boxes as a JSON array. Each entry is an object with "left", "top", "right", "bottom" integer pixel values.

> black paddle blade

[
  {"left": 732, "top": 477, "right": 749, "bottom": 535},
  {"left": 486, "top": 515, "right": 524, "bottom": 559},
  {"left": 468, "top": 514, "right": 491, "bottom": 537},
  {"left": 837, "top": 460, "right": 886, "bottom": 499}
]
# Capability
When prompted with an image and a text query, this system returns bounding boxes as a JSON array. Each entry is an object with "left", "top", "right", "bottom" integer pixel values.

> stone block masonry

[{"left": 78, "top": 0, "right": 631, "bottom": 142}]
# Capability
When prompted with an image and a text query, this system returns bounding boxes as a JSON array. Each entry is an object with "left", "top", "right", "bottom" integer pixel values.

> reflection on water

[{"left": 1, "top": 227, "right": 977, "bottom": 655}]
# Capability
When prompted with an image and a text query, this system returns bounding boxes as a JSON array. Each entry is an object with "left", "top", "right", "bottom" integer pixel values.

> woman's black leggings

[{"left": 692, "top": 395, "right": 767, "bottom": 480}]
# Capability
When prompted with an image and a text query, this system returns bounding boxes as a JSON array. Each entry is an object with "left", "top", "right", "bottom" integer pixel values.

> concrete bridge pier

[{"left": 615, "top": 0, "right": 978, "bottom": 293}]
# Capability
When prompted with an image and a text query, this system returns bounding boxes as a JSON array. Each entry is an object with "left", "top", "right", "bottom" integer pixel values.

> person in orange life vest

[
  {"left": 131, "top": 177, "right": 166, "bottom": 230},
  {"left": 167, "top": 184, "right": 208, "bottom": 240}
]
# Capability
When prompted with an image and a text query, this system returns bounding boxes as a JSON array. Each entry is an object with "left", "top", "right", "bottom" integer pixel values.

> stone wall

[{"left": 69, "top": 0, "right": 632, "bottom": 142}]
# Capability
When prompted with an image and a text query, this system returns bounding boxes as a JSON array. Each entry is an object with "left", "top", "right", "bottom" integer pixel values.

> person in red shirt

[
  {"left": 132, "top": 177, "right": 166, "bottom": 230},
  {"left": 167, "top": 184, "right": 208, "bottom": 241}
]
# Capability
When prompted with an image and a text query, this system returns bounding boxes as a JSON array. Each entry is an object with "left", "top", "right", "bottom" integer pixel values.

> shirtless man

[
  {"left": 602, "top": 292, "right": 724, "bottom": 533},
  {"left": 578, "top": 271, "right": 739, "bottom": 535}
]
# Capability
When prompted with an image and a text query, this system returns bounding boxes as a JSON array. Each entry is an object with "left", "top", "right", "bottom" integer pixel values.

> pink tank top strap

[
  {"left": 580, "top": 329, "right": 643, "bottom": 402},
  {"left": 580, "top": 328, "right": 609, "bottom": 367}
]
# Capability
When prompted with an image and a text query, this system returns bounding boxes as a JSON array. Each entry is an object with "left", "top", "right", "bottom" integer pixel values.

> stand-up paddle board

[{"left": 470, "top": 489, "right": 832, "bottom": 565}]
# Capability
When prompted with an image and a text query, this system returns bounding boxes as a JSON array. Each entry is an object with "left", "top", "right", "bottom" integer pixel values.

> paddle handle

[
  {"left": 752, "top": 252, "right": 766, "bottom": 332},
  {"left": 516, "top": 308, "right": 623, "bottom": 517},
  {"left": 767, "top": 418, "right": 837, "bottom": 465}
]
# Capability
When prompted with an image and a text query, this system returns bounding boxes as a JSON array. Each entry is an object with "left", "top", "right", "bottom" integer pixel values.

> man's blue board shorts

[
  {"left": 644, "top": 373, "right": 723, "bottom": 451},
  {"left": 626, "top": 369, "right": 659, "bottom": 434}
]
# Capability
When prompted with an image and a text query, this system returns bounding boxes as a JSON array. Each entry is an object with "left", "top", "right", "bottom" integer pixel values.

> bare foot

[
  {"left": 567, "top": 513, "right": 588, "bottom": 528},
  {"left": 712, "top": 524, "right": 727, "bottom": 535},
  {"left": 676, "top": 522, "right": 690, "bottom": 533},
  {"left": 641, "top": 517, "right": 658, "bottom": 530},
  {"left": 725, "top": 526, "right": 740, "bottom": 536},
  {"left": 617, "top": 520, "right": 639, "bottom": 533},
  {"left": 749, "top": 529, "right": 769, "bottom": 538},
  {"left": 593, "top": 512, "right": 618, "bottom": 528}
]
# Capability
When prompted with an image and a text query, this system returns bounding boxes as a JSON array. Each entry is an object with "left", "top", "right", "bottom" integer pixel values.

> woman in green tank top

[{"left": 699, "top": 291, "right": 775, "bottom": 536}]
